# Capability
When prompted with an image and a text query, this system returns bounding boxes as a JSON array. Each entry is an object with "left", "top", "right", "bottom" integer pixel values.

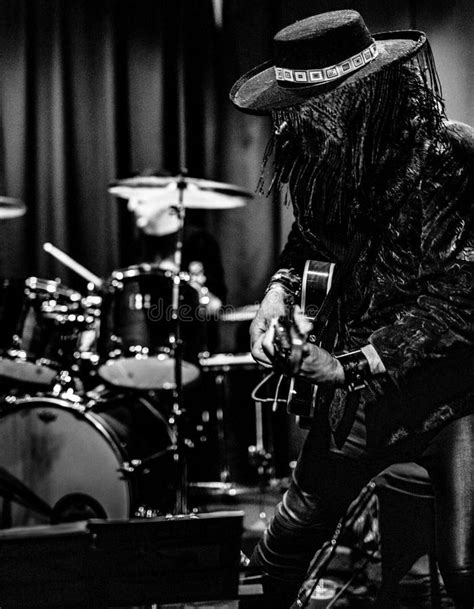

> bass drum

[{"left": 0, "top": 393, "right": 175, "bottom": 527}]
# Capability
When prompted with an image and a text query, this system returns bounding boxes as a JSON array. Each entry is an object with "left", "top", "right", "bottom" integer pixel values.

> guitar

[{"left": 273, "top": 260, "right": 336, "bottom": 426}]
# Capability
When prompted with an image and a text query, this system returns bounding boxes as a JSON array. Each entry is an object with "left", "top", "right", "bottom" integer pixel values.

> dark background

[{"left": 0, "top": 0, "right": 473, "bottom": 314}]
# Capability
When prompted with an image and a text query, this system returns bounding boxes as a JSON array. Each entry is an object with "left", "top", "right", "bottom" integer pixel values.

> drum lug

[
  {"left": 10, "top": 334, "right": 22, "bottom": 350},
  {"left": 7, "top": 347, "right": 26, "bottom": 360},
  {"left": 134, "top": 505, "right": 163, "bottom": 519},
  {"left": 120, "top": 459, "right": 142, "bottom": 475},
  {"left": 51, "top": 369, "right": 76, "bottom": 395}
]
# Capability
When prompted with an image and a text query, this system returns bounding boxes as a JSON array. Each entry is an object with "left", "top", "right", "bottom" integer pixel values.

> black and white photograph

[{"left": 0, "top": 1, "right": 473, "bottom": 607}]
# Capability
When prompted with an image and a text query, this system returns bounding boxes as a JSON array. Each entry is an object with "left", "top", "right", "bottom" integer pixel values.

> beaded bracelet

[{"left": 335, "top": 349, "right": 371, "bottom": 392}]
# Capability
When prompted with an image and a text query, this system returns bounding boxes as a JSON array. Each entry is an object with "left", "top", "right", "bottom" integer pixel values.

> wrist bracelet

[
  {"left": 264, "top": 269, "right": 301, "bottom": 299},
  {"left": 264, "top": 284, "right": 296, "bottom": 307},
  {"left": 335, "top": 349, "right": 371, "bottom": 392}
]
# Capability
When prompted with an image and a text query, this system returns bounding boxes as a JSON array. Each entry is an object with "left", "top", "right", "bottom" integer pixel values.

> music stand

[
  {"left": 0, "top": 521, "right": 93, "bottom": 609},
  {"left": 0, "top": 511, "right": 243, "bottom": 608}
]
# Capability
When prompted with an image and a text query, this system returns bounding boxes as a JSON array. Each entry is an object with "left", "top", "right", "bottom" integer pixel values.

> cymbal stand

[
  {"left": 169, "top": 174, "right": 189, "bottom": 514},
  {"left": 169, "top": 0, "right": 194, "bottom": 515}
]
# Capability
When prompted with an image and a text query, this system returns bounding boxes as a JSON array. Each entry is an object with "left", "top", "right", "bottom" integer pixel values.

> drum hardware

[
  {"left": 247, "top": 444, "right": 275, "bottom": 483},
  {"left": 112, "top": 394, "right": 181, "bottom": 480},
  {"left": 120, "top": 443, "right": 176, "bottom": 476},
  {"left": 50, "top": 369, "right": 83, "bottom": 403},
  {"left": 74, "top": 292, "right": 102, "bottom": 365},
  {"left": 134, "top": 505, "right": 163, "bottom": 518}
]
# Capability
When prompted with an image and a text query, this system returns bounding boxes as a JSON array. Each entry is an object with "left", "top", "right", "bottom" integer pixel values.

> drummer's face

[{"left": 128, "top": 198, "right": 179, "bottom": 236}]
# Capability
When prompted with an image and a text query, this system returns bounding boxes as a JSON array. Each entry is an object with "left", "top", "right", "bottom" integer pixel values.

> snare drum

[
  {"left": 97, "top": 264, "right": 203, "bottom": 390},
  {"left": 0, "top": 392, "right": 174, "bottom": 527},
  {"left": 0, "top": 277, "right": 90, "bottom": 386}
]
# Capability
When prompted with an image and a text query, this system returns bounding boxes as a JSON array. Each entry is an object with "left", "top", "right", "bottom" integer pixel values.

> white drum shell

[{"left": 0, "top": 396, "right": 131, "bottom": 527}]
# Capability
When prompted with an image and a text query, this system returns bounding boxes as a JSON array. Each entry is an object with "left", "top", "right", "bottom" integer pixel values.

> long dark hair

[{"left": 260, "top": 40, "right": 446, "bottom": 235}]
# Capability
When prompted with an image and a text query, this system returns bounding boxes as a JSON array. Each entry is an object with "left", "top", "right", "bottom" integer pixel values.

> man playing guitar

[{"left": 231, "top": 9, "right": 474, "bottom": 609}]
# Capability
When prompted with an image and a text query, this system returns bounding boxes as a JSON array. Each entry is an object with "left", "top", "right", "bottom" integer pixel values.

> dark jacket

[{"left": 274, "top": 120, "right": 474, "bottom": 450}]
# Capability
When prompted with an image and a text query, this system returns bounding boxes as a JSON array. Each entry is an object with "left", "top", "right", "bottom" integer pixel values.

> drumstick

[{"left": 43, "top": 242, "right": 103, "bottom": 288}]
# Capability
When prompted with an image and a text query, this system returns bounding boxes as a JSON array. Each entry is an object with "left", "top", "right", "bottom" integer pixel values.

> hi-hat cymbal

[
  {"left": 0, "top": 196, "right": 26, "bottom": 219},
  {"left": 108, "top": 175, "right": 253, "bottom": 209}
]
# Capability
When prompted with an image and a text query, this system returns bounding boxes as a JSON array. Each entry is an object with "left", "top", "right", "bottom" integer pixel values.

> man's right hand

[{"left": 250, "top": 286, "right": 291, "bottom": 367}]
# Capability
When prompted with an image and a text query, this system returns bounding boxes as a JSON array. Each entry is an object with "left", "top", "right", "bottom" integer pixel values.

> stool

[{"left": 374, "top": 462, "right": 442, "bottom": 608}]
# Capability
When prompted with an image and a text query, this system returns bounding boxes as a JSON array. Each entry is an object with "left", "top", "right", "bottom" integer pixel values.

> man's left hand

[{"left": 298, "top": 343, "right": 345, "bottom": 386}]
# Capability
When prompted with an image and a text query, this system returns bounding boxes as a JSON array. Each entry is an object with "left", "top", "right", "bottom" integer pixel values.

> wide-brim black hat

[{"left": 230, "top": 10, "right": 426, "bottom": 115}]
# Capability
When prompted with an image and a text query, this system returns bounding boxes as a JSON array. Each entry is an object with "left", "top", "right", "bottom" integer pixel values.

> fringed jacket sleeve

[{"left": 369, "top": 147, "right": 474, "bottom": 394}]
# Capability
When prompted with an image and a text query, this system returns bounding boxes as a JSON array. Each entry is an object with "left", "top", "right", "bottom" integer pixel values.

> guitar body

[
  {"left": 273, "top": 260, "right": 336, "bottom": 427},
  {"left": 301, "top": 259, "right": 335, "bottom": 322}
]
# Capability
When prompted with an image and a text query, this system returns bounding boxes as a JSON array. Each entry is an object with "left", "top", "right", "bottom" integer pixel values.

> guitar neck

[{"left": 276, "top": 259, "right": 337, "bottom": 425}]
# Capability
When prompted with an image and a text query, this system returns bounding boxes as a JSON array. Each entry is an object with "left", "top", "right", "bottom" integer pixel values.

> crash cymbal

[
  {"left": 0, "top": 196, "right": 26, "bottom": 219},
  {"left": 108, "top": 175, "right": 253, "bottom": 209}
]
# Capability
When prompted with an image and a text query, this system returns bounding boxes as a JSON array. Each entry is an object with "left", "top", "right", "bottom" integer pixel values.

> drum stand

[{"left": 169, "top": 0, "right": 193, "bottom": 515}]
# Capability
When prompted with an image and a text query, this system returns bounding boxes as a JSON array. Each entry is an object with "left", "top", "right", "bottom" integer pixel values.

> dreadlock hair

[{"left": 259, "top": 39, "right": 447, "bottom": 234}]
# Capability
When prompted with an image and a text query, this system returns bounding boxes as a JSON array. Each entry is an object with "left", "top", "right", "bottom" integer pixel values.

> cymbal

[
  {"left": 0, "top": 196, "right": 26, "bottom": 219},
  {"left": 108, "top": 175, "right": 253, "bottom": 209}
]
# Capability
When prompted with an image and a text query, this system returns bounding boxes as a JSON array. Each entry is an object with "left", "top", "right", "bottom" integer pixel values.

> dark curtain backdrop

[{"left": 0, "top": 0, "right": 473, "bottom": 318}]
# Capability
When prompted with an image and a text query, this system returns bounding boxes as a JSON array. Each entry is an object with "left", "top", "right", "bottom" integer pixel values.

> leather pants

[{"left": 250, "top": 411, "right": 474, "bottom": 609}]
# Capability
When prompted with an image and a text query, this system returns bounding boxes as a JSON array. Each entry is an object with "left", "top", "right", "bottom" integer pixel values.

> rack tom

[{"left": 97, "top": 264, "right": 203, "bottom": 390}]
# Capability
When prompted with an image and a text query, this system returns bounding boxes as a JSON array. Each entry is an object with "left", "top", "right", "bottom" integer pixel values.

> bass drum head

[{"left": 0, "top": 396, "right": 131, "bottom": 527}]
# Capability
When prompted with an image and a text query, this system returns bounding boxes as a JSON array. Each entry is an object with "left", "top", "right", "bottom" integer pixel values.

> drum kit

[{"left": 0, "top": 177, "right": 286, "bottom": 533}]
